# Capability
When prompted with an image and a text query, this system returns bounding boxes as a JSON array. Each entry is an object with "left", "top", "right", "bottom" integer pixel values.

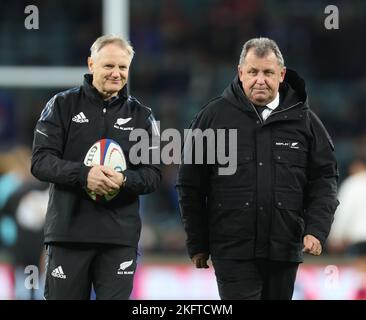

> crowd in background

[{"left": 1, "top": 0, "right": 366, "bottom": 298}]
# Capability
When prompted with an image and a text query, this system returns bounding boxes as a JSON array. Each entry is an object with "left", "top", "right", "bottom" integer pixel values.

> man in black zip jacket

[
  {"left": 176, "top": 37, "right": 339, "bottom": 300},
  {"left": 31, "top": 34, "right": 161, "bottom": 300}
]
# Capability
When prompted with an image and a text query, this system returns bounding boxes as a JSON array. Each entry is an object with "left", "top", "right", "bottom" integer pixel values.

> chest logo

[
  {"left": 275, "top": 141, "right": 300, "bottom": 149},
  {"left": 114, "top": 118, "right": 134, "bottom": 131},
  {"left": 72, "top": 112, "right": 89, "bottom": 123}
]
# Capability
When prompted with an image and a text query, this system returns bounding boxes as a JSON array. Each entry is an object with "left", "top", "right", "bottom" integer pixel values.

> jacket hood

[
  {"left": 83, "top": 74, "right": 128, "bottom": 102},
  {"left": 222, "top": 69, "right": 308, "bottom": 113}
]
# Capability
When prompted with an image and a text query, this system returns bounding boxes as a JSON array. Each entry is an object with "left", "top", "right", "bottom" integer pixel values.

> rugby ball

[{"left": 84, "top": 139, "right": 127, "bottom": 202}]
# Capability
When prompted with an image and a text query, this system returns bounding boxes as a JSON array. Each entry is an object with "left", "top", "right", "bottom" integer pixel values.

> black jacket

[
  {"left": 176, "top": 70, "right": 339, "bottom": 262},
  {"left": 31, "top": 74, "right": 161, "bottom": 246}
]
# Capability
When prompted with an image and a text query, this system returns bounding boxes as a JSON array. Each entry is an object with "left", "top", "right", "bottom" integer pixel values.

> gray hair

[
  {"left": 90, "top": 34, "right": 135, "bottom": 60},
  {"left": 238, "top": 37, "right": 285, "bottom": 67}
]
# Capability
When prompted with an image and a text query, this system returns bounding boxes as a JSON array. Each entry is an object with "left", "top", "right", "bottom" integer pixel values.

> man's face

[
  {"left": 238, "top": 49, "right": 286, "bottom": 106},
  {"left": 88, "top": 43, "right": 131, "bottom": 99}
]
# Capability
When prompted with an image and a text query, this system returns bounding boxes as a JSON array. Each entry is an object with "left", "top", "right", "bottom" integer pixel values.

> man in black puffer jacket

[{"left": 177, "top": 37, "right": 338, "bottom": 300}]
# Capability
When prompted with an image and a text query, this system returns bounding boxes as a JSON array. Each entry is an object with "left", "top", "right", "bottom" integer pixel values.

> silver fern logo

[
  {"left": 117, "top": 118, "right": 132, "bottom": 126},
  {"left": 114, "top": 118, "right": 134, "bottom": 131},
  {"left": 117, "top": 259, "right": 134, "bottom": 275}
]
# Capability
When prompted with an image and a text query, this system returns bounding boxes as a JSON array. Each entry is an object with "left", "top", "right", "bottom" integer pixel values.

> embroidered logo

[
  {"left": 114, "top": 118, "right": 134, "bottom": 131},
  {"left": 117, "top": 260, "right": 134, "bottom": 275},
  {"left": 72, "top": 112, "right": 89, "bottom": 123},
  {"left": 51, "top": 266, "right": 66, "bottom": 279}
]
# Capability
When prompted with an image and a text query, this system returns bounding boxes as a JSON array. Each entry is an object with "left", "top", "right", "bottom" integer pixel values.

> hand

[
  {"left": 100, "top": 166, "right": 125, "bottom": 187},
  {"left": 87, "top": 165, "right": 120, "bottom": 196},
  {"left": 192, "top": 253, "right": 209, "bottom": 269},
  {"left": 303, "top": 234, "right": 322, "bottom": 256}
]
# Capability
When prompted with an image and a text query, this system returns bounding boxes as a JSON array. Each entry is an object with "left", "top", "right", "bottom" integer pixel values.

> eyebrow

[{"left": 248, "top": 67, "right": 275, "bottom": 72}]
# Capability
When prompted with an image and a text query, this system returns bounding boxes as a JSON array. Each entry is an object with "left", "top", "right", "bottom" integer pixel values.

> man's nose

[
  {"left": 111, "top": 68, "right": 120, "bottom": 77},
  {"left": 255, "top": 73, "right": 265, "bottom": 84}
]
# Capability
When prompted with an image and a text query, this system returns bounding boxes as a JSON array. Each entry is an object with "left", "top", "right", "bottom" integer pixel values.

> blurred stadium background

[{"left": 1, "top": 0, "right": 366, "bottom": 299}]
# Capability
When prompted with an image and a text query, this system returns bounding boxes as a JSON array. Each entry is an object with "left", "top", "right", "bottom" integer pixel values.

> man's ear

[
  {"left": 238, "top": 65, "right": 244, "bottom": 80},
  {"left": 280, "top": 67, "right": 286, "bottom": 83},
  {"left": 87, "top": 57, "right": 93, "bottom": 73}
]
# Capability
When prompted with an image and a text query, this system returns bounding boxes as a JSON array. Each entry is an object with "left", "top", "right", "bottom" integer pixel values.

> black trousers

[
  {"left": 212, "top": 258, "right": 299, "bottom": 300},
  {"left": 44, "top": 243, "right": 137, "bottom": 300}
]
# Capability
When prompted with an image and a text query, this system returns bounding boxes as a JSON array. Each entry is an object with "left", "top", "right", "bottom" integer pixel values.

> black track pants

[
  {"left": 212, "top": 258, "right": 299, "bottom": 300},
  {"left": 44, "top": 243, "right": 137, "bottom": 300}
]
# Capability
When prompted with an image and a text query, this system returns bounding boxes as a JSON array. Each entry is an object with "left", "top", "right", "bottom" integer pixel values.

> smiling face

[
  {"left": 238, "top": 49, "right": 286, "bottom": 106},
  {"left": 88, "top": 43, "right": 132, "bottom": 99}
]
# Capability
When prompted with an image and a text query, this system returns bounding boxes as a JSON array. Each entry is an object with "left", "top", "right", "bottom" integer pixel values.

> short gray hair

[
  {"left": 239, "top": 37, "right": 285, "bottom": 67},
  {"left": 90, "top": 34, "right": 135, "bottom": 60}
]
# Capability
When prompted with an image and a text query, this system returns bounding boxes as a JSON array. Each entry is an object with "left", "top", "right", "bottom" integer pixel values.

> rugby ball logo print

[{"left": 84, "top": 139, "right": 127, "bottom": 202}]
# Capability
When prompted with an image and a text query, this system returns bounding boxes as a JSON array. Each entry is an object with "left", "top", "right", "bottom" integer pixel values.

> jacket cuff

[
  {"left": 122, "top": 169, "right": 137, "bottom": 190},
  {"left": 78, "top": 164, "right": 91, "bottom": 188},
  {"left": 187, "top": 242, "right": 210, "bottom": 259}
]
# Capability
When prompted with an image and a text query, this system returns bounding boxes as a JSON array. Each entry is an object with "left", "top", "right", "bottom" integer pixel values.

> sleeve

[
  {"left": 304, "top": 111, "right": 339, "bottom": 245},
  {"left": 176, "top": 111, "right": 211, "bottom": 258},
  {"left": 123, "top": 112, "right": 161, "bottom": 195},
  {"left": 31, "top": 95, "right": 91, "bottom": 187}
]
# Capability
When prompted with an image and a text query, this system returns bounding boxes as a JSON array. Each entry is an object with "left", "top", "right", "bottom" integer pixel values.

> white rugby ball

[{"left": 84, "top": 139, "right": 127, "bottom": 202}]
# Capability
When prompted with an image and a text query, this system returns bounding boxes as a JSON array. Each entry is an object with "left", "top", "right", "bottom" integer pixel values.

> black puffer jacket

[{"left": 177, "top": 69, "right": 339, "bottom": 262}]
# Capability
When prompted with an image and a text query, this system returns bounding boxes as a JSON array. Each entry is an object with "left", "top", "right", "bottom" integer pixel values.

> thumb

[
  {"left": 201, "top": 258, "right": 209, "bottom": 268},
  {"left": 302, "top": 242, "right": 312, "bottom": 252}
]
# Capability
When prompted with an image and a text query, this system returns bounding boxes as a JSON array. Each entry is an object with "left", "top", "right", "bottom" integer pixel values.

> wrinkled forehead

[{"left": 243, "top": 50, "right": 281, "bottom": 69}]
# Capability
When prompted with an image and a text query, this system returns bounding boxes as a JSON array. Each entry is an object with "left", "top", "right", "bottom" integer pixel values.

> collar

[{"left": 266, "top": 92, "right": 280, "bottom": 111}]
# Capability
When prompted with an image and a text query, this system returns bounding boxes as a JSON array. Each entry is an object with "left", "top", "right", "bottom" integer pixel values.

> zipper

[
  {"left": 249, "top": 102, "right": 263, "bottom": 124},
  {"left": 102, "top": 106, "right": 107, "bottom": 138},
  {"left": 265, "top": 101, "right": 302, "bottom": 120},
  {"left": 237, "top": 86, "right": 263, "bottom": 123}
]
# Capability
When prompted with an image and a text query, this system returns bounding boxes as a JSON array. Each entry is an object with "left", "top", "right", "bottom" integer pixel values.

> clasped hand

[{"left": 87, "top": 165, "right": 124, "bottom": 196}]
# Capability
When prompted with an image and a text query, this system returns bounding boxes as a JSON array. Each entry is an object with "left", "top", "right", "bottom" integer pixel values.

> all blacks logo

[{"left": 85, "top": 145, "right": 98, "bottom": 166}]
